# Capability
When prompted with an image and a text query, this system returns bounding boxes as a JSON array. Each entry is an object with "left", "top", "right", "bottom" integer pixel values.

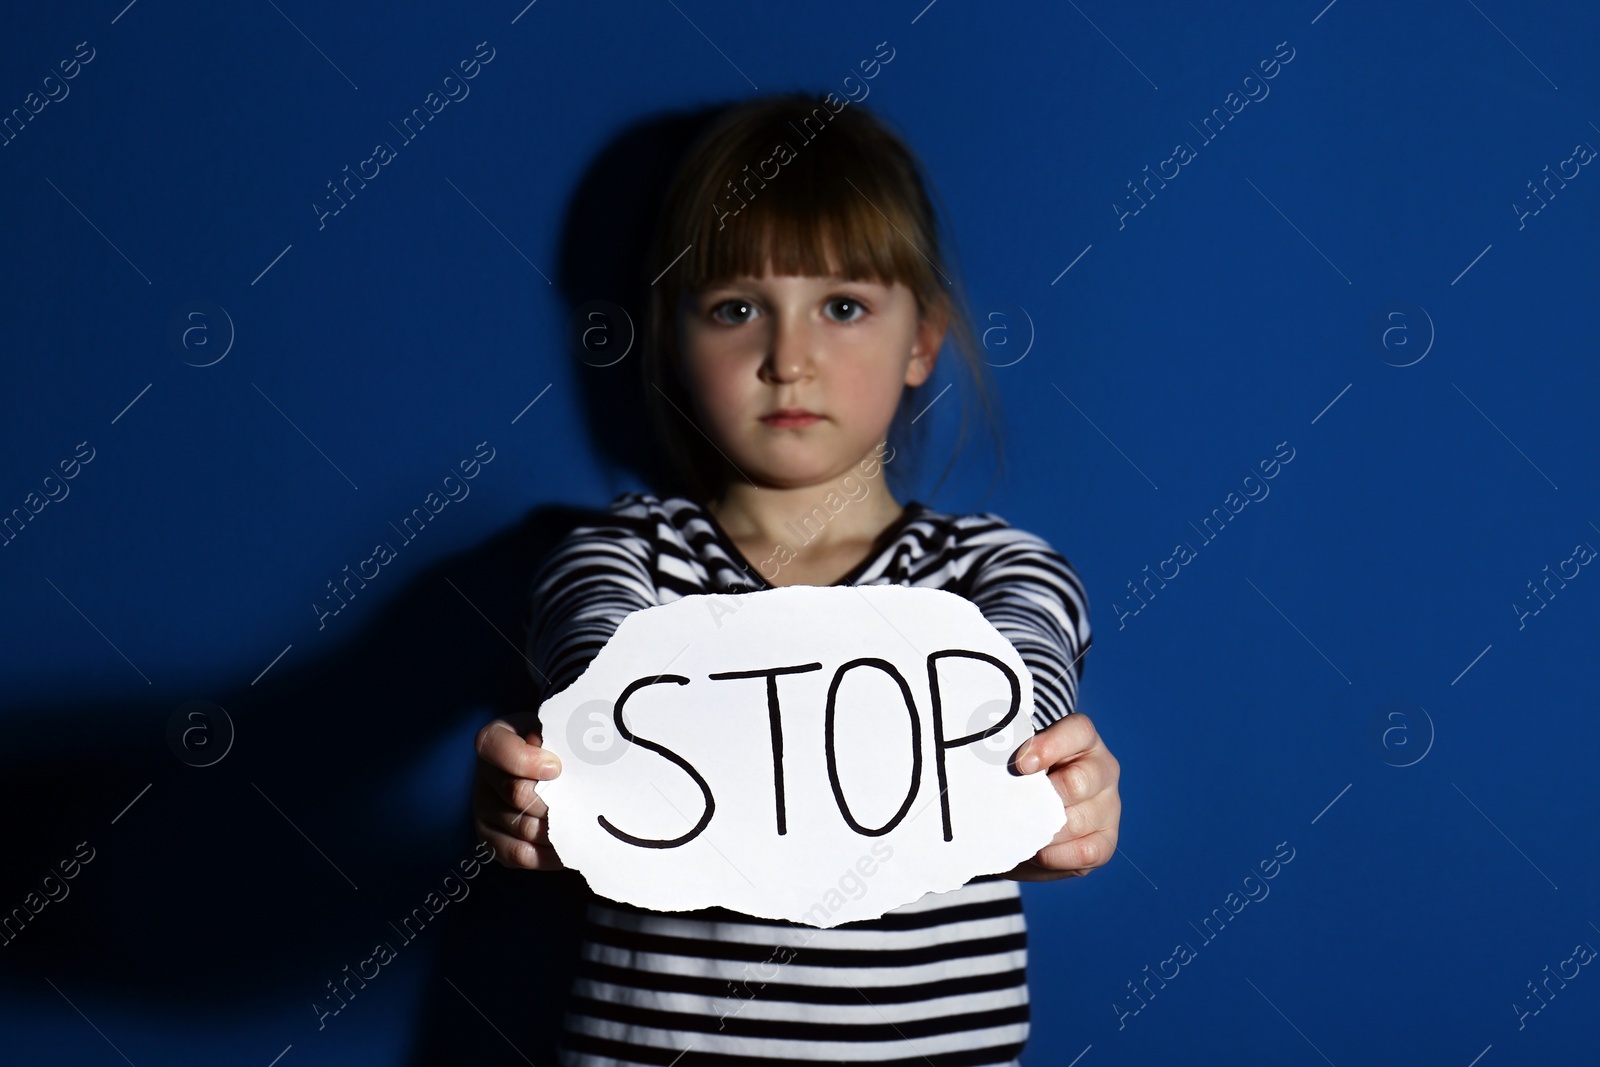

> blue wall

[{"left": 2, "top": 1, "right": 1596, "bottom": 1063}]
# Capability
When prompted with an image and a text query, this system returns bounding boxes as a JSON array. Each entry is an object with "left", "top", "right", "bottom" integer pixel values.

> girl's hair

[{"left": 639, "top": 91, "right": 1006, "bottom": 508}]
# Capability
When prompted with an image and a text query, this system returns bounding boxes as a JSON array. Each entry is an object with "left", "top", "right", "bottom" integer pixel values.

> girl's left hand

[{"left": 1001, "top": 711, "right": 1120, "bottom": 881}]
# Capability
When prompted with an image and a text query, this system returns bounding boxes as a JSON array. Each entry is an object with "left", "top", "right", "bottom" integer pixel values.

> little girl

[{"left": 475, "top": 92, "right": 1121, "bottom": 1067}]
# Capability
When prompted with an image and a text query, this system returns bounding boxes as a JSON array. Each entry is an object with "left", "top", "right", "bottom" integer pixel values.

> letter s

[
  {"left": 74, "top": 440, "right": 96, "bottom": 463},
  {"left": 1274, "top": 40, "right": 1295, "bottom": 63},
  {"left": 597, "top": 676, "right": 716, "bottom": 848},
  {"left": 74, "top": 41, "right": 96, "bottom": 63},
  {"left": 1273, "top": 840, "right": 1295, "bottom": 864},
  {"left": 874, "top": 40, "right": 896, "bottom": 63},
  {"left": 474, "top": 41, "right": 496, "bottom": 63},
  {"left": 473, "top": 440, "right": 496, "bottom": 463},
  {"left": 74, "top": 840, "right": 96, "bottom": 864},
  {"left": 1273, "top": 440, "right": 1295, "bottom": 464}
]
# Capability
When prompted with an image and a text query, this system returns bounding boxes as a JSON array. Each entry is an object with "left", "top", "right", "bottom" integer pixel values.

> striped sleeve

[
  {"left": 524, "top": 506, "right": 659, "bottom": 714},
  {"left": 963, "top": 525, "right": 1091, "bottom": 729}
]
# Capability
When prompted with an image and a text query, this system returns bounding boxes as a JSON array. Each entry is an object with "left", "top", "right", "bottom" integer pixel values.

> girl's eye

[
  {"left": 710, "top": 300, "right": 757, "bottom": 325},
  {"left": 825, "top": 297, "right": 867, "bottom": 323},
  {"left": 706, "top": 295, "right": 869, "bottom": 325}
]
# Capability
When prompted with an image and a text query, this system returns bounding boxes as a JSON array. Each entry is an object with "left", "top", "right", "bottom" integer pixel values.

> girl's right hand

[{"left": 473, "top": 712, "right": 565, "bottom": 869}]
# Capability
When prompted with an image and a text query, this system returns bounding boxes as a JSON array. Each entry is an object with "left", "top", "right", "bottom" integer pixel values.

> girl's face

[{"left": 677, "top": 264, "right": 945, "bottom": 491}]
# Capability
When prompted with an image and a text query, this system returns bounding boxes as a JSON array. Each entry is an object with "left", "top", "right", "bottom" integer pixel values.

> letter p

[{"left": 926, "top": 649, "right": 1022, "bottom": 843}]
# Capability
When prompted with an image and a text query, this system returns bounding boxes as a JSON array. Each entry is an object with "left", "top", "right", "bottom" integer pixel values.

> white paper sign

[{"left": 535, "top": 585, "right": 1063, "bottom": 927}]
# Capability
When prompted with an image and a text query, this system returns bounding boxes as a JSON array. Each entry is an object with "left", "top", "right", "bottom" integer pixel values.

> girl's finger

[
  {"left": 1038, "top": 822, "right": 1117, "bottom": 873},
  {"left": 480, "top": 750, "right": 560, "bottom": 812},
  {"left": 1048, "top": 749, "right": 1109, "bottom": 806},
  {"left": 1014, "top": 712, "right": 1098, "bottom": 775},
  {"left": 475, "top": 821, "right": 565, "bottom": 870},
  {"left": 476, "top": 771, "right": 547, "bottom": 826},
  {"left": 475, "top": 719, "right": 552, "bottom": 781},
  {"left": 483, "top": 762, "right": 521, "bottom": 811},
  {"left": 496, "top": 783, "right": 553, "bottom": 844},
  {"left": 1059, "top": 787, "right": 1117, "bottom": 843},
  {"left": 506, "top": 808, "right": 550, "bottom": 846},
  {"left": 508, "top": 772, "right": 553, "bottom": 817}
]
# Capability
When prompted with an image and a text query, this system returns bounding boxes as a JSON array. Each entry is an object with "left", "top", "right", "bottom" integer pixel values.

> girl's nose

[{"left": 760, "top": 324, "right": 815, "bottom": 383}]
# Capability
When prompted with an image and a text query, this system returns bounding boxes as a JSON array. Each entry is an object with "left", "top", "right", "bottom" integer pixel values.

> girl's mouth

[{"left": 761, "top": 411, "right": 821, "bottom": 428}]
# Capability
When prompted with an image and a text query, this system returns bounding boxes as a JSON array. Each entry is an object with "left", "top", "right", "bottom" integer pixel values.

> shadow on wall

[{"left": 0, "top": 105, "right": 732, "bottom": 1066}]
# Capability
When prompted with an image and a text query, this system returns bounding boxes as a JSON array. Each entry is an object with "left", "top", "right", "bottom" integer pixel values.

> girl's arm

[
  {"left": 961, "top": 525, "right": 1092, "bottom": 725},
  {"left": 476, "top": 506, "right": 659, "bottom": 869},
  {"left": 962, "top": 523, "right": 1118, "bottom": 882},
  {"left": 523, "top": 512, "right": 660, "bottom": 713}
]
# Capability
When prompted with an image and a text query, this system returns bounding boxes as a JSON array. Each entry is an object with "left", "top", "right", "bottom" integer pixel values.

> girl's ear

[{"left": 904, "top": 303, "right": 948, "bottom": 388}]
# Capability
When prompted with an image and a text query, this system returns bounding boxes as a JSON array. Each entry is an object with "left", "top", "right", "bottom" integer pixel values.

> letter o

[{"left": 824, "top": 658, "right": 921, "bottom": 836}]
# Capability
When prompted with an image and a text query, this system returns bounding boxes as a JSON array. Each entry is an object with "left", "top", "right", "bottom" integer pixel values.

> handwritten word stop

[{"left": 535, "top": 585, "right": 1063, "bottom": 926}]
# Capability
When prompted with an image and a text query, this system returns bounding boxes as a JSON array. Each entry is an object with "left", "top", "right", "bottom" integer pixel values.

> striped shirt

[{"left": 524, "top": 491, "right": 1091, "bottom": 1067}]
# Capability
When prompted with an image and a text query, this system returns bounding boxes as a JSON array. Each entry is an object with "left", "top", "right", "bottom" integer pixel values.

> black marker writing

[
  {"left": 707, "top": 662, "right": 823, "bottom": 835},
  {"left": 928, "top": 649, "right": 1021, "bottom": 842},
  {"left": 596, "top": 675, "right": 716, "bottom": 848},
  {"left": 825, "top": 657, "right": 922, "bottom": 837},
  {"left": 596, "top": 647, "right": 1025, "bottom": 847}
]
